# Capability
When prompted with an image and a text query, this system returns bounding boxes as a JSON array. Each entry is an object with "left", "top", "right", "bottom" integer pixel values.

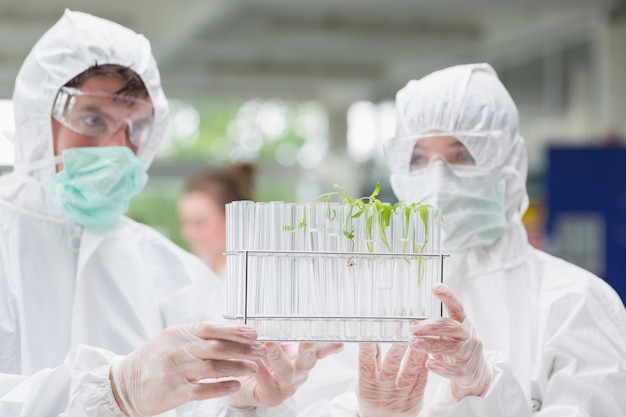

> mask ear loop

[
  {"left": 12, "top": 153, "right": 64, "bottom": 175},
  {"left": 3, "top": 130, "right": 64, "bottom": 174}
]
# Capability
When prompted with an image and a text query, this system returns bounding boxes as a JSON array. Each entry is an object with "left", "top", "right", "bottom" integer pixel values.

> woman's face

[{"left": 177, "top": 191, "right": 226, "bottom": 264}]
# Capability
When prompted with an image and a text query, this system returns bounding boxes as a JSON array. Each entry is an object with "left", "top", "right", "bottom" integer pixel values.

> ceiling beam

[
  {"left": 154, "top": 1, "right": 248, "bottom": 69},
  {"left": 161, "top": 72, "right": 373, "bottom": 101}
]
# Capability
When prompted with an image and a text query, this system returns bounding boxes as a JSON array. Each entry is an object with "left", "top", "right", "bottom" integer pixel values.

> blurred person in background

[
  {"left": 178, "top": 164, "right": 255, "bottom": 277},
  {"left": 0, "top": 10, "right": 340, "bottom": 417},
  {"left": 323, "top": 63, "right": 626, "bottom": 417}
]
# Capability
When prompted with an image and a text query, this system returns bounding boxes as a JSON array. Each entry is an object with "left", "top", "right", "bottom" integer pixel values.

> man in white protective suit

[
  {"left": 321, "top": 63, "right": 626, "bottom": 416},
  {"left": 0, "top": 9, "right": 341, "bottom": 417}
]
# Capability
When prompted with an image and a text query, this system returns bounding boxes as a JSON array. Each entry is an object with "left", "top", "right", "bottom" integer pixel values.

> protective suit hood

[
  {"left": 390, "top": 64, "right": 530, "bottom": 273},
  {"left": 393, "top": 63, "right": 528, "bottom": 223},
  {"left": 10, "top": 9, "right": 168, "bottom": 181}
]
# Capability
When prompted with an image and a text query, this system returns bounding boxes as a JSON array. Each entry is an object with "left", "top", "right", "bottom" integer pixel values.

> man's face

[{"left": 51, "top": 75, "right": 153, "bottom": 166}]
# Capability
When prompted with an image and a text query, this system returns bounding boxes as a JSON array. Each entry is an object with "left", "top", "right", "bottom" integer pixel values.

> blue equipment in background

[{"left": 546, "top": 145, "right": 626, "bottom": 303}]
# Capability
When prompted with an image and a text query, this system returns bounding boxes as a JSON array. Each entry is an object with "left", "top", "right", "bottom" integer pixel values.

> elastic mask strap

[{"left": 13, "top": 154, "right": 63, "bottom": 175}]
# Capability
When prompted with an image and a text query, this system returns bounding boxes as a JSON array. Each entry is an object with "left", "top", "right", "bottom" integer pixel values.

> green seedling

[{"left": 283, "top": 183, "right": 440, "bottom": 283}]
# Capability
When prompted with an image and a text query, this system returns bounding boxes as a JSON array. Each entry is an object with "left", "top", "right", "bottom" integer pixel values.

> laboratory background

[{"left": 0, "top": 0, "right": 625, "bottom": 302}]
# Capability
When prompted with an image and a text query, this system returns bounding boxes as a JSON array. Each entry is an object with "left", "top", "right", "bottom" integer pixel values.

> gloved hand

[
  {"left": 410, "top": 284, "right": 492, "bottom": 401},
  {"left": 110, "top": 322, "right": 267, "bottom": 416},
  {"left": 356, "top": 343, "right": 429, "bottom": 417},
  {"left": 228, "top": 341, "right": 344, "bottom": 409}
]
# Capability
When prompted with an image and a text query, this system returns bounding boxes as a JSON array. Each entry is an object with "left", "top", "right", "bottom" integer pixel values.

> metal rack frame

[{"left": 223, "top": 249, "right": 448, "bottom": 325}]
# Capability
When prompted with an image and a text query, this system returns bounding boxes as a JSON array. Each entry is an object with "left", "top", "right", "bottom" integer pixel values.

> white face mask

[{"left": 390, "top": 161, "right": 507, "bottom": 252}]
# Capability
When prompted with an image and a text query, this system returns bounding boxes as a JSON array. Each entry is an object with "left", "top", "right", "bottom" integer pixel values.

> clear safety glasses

[
  {"left": 383, "top": 130, "right": 507, "bottom": 174},
  {"left": 51, "top": 86, "right": 155, "bottom": 150}
]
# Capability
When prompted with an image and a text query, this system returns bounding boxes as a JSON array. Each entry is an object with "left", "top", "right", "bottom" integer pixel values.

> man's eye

[
  {"left": 85, "top": 115, "right": 106, "bottom": 126},
  {"left": 77, "top": 114, "right": 107, "bottom": 133}
]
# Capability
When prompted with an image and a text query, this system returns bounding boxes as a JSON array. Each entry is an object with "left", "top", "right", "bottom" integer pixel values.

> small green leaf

[
  {"left": 418, "top": 204, "right": 430, "bottom": 237},
  {"left": 352, "top": 210, "right": 364, "bottom": 218},
  {"left": 370, "top": 182, "right": 380, "bottom": 199},
  {"left": 298, "top": 219, "right": 307, "bottom": 229}
]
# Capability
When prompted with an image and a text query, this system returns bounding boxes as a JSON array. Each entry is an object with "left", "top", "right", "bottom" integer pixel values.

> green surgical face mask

[{"left": 44, "top": 146, "right": 148, "bottom": 229}]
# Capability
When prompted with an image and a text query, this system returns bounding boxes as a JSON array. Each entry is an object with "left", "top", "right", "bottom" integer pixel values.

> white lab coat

[
  {"left": 0, "top": 9, "right": 294, "bottom": 417},
  {"left": 319, "top": 64, "right": 626, "bottom": 416}
]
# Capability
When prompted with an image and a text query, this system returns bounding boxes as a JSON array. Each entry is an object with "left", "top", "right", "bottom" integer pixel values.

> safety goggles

[
  {"left": 383, "top": 130, "right": 508, "bottom": 174},
  {"left": 51, "top": 86, "right": 154, "bottom": 150}
]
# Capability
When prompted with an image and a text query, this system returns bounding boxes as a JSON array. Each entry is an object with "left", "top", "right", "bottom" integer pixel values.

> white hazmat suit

[
  {"left": 325, "top": 63, "right": 626, "bottom": 416},
  {"left": 0, "top": 10, "right": 295, "bottom": 417}
]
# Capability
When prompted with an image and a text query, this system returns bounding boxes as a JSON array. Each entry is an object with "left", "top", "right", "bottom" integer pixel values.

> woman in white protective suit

[
  {"left": 0, "top": 10, "right": 340, "bottom": 417},
  {"left": 324, "top": 63, "right": 626, "bottom": 416}
]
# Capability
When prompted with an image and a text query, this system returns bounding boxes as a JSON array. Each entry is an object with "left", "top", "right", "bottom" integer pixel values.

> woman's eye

[
  {"left": 460, "top": 151, "right": 475, "bottom": 164},
  {"left": 450, "top": 149, "right": 475, "bottom": 165},
  {"left": 410, "top": 153, "right": 427, "bottom": 170}
]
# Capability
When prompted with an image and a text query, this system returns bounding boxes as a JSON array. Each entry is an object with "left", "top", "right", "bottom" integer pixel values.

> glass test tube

[
  {"left": 304, "top": 203, "right": 324, "bottom": 337},
  {"left": 268, "top": 201, "right": 285, "bottom": 337},
  {"left": 323, "top": 202, "right": 342, "bottom": 339}
]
